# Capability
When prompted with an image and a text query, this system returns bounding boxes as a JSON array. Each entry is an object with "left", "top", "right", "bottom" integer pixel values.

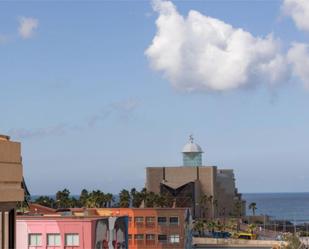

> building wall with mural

[{"left": 16, "top": 216, "right": 128, "bottom": 249}]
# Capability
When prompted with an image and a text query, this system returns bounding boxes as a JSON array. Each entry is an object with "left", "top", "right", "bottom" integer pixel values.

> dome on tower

[{"left": 182, "top": 135, "right": 203, "bottom": 153}]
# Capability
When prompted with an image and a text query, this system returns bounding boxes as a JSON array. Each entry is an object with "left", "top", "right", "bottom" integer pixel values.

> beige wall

[
  {"left": 146, "top": 166, "right": 244, "bottom": 218},
  {"left": 146, "top": 167, "right": 163, "bottom": 194},
  {"left": 0, "top": 136, "right": 24, "bottom": 203}
]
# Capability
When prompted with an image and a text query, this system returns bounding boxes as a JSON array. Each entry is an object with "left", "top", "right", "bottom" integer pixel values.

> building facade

[
  {"left": 20, "top": 206, "right": 192, "bottom": 249},
  {"left": 0, "top": 135, "right": 24, "bottom": 249},
  {"left": 17, "top": 216, "right": 128, "bottom": 249},
  {"left": 93, "top": 208, "right": 192, "bottom": 249},
  {"left": 146, "top": 136, "right": 246, "bottom": 219}
]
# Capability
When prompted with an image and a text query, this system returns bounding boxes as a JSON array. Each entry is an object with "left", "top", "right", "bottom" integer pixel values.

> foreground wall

[
  {"left": 0, "top": 135, "right": 24, "bottom": 249},
  {"left": 17, "top": 216, "right": 128, "bottom": 249}
]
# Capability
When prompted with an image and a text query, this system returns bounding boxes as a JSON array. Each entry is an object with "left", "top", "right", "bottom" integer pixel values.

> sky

[{"left": 1, "top": 0, "right": 309, "bottom": 195}]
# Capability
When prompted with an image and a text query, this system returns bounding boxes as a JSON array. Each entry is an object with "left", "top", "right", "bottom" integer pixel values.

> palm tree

[
  {"left": 155, "top": 194, "right": 169, "bottom": 208},
  {"left": 199, "top": 194, "right": 210, "bottom": 219},
  {"left": 208, "top": 195, "right": 214, "bottom": 218},
  {"left": 213, "top": 199, "right": 219, "bottom": 218},
  {"left": 55, "top": 188, "right": 71, "bottom": 208},
  {"left": 248, "top": 202, "right": 257, "bottom": 216},
  {"left": 119, "top": 189, "right": 130, "bottom": 208},
  {"left": 79, "top": 189, "right": 89, "bottom": 207},
  {"left": 130, "top": 188, "right": 143, "bottom": 208},
  {"left": 105, "top": 193, "right": 114, "bottom": 207}
]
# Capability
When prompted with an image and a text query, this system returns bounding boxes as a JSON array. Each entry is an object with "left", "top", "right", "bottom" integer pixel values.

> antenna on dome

[{"left": 189, "top": 134, "right": 194, "bottom": 143}]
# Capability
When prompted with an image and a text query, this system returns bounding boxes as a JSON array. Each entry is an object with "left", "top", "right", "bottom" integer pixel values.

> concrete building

[
  {"left": 0, "top": 134, "right": 24, "bottom": 248},
  {"left": 146, "top": 136, "right": 245, "bottom": 219},
  {"left": 17, "top": 215, "right": 128, "bottom": 249}
]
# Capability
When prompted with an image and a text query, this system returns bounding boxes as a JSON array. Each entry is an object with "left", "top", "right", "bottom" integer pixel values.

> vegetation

[
  {"left": 248, "top": 223, "right": 257, "bottom": 233},
  {"left": 199, "top": 194, "right": 214, "bottom": 219},
  {"left": 32, "top": 187, "right": 174, "bottom": 209},
  {"left": 194, "top": 220, "right": 205, "bottom": 237},
  {"left": 248, "top": 202, "right": 257, "bottom": 216},
  {"left": 284, "top": 234, "right": 303, "bottom": 249}
]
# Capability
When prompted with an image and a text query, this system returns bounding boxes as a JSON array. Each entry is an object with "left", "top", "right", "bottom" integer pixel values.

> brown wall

[
  {"left": 0, "top": 136, "right": 24, "bottom": 203},
  {"left": 146, "top": 166, "right": 244, "bottom": 218}
]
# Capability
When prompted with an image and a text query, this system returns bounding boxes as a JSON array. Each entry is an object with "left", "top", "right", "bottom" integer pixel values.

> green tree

[
  {"left": 55, "top": 188, "right": 71, "bottom": 208},
  {"left": 207, "top": 221, "right": 216, "bottom": 233},
  {"left": 119, "top": 189, "right": 130, "bottom": 208},
  {"left": 208, "top": 195, "right": 214, "bottom": 218},
  {"left": 130, "top": 188, "right": 143, "bottom": 208},
  {"left": 194, "top": 220, "right": 205, "bottom": 237},
  {"left": 248, "top": 202, "right": 257, "bottom": 216},
  {"left": 199, "top": 194, "right": 209, "bottom": 219},
  {"left": 213, "top": 199, "right": 219, "bottom": 217},
  {"left": 79, "top": 189, "right": 89, "bottom": 207},
  {"left": 34, "top": 196, "right": 55, "bottom": 208},
  {"left": 105, "top": 193, "right": 114, "bottom": 207},
  {"left": 145, "top": 191, "right": 158, "bottom": 207}
]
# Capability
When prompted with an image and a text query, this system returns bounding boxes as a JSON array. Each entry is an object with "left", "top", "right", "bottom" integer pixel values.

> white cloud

[
  {"left": 18, "top": 17, "right": 39, "bottom": 39},
  {"left": 287, "top": 43, "right": 309, "bottom": 88},
  {"left": 145, "top": 0, "right": 289, "bottom": 92},
  {"left": 282, "top": 0, "right": 309, "bottom": 32}
]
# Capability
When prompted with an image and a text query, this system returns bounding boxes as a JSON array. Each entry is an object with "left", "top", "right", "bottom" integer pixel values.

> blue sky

[{"left": 1, "top": 0, "right": 309, "bottom": 194}]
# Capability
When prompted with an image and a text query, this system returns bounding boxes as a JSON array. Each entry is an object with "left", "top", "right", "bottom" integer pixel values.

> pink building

[{"left": 17, "top": 216, "right": 128, "bottom": 249}]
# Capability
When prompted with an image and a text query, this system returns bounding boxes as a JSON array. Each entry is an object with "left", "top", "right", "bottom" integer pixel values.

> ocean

[{"left": 244, "top": 192, "right": 309, "bottom": 222}]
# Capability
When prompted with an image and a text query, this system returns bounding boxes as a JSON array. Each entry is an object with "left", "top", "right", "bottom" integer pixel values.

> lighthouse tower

[{"left": 182, "top": 135, "right": 203, "bottom": 167}]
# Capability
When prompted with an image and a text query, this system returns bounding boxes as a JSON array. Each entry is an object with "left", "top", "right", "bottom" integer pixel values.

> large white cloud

[
  {"left": 287, "top": 43, "right": 309, "bottom": 88},
  {"left": 145, "top": 0, "right": 288, "bottom": 92},
  {"left": 282, "top": 0, "right": 309, "bottom": 32},
  {"left": 18, "top": 17, "right": 39, "bottom": 39}
]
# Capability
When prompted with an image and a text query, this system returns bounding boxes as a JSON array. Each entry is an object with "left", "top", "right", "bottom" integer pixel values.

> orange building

[{"left": 68, "top": 207, "right": 192, "bottom": 249}]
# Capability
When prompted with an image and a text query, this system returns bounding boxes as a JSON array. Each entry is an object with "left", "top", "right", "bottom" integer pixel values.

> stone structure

[
  {"left": 0, "top": 135, "right": 24, "bottom": 248},
  {"left": 146, "top": 136, "right": 245, "bottom": 219}
]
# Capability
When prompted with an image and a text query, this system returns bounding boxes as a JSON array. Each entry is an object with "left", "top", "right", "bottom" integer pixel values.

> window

[
  {"left": 134, "top": 234, "right": 144, "bottom": 240},
  {"left": 134, "top": 216, "right": 144, "bottom": 223},
  {"left": 146, "top": 234, "right": 155, "bottom": 240},
  {"left": 128, "top": 234, "right": 132, "bottom": 240},
  {"left": 157, "top": 217, "right": 167, "bottom": 224},
  {"left": 169, "top": 234, "right": 180, "bottom": 243},
  {"left": 146, "top": 217, "right": 155, "bottom": 223},
  {"left": 29, "top": 234, "right": 42, "bottom": 246},
  {"left": 158, "top": 234, "right": 167, "bottom": 243},
  {"left": 47, "top": 234, "right": 61, "bottom": 246},
  {"left": 169, "top": 216, "right": 179, "bottom": 225},
  {"left": 65, "top": 234, "right": 79, "bottom": 246}
]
